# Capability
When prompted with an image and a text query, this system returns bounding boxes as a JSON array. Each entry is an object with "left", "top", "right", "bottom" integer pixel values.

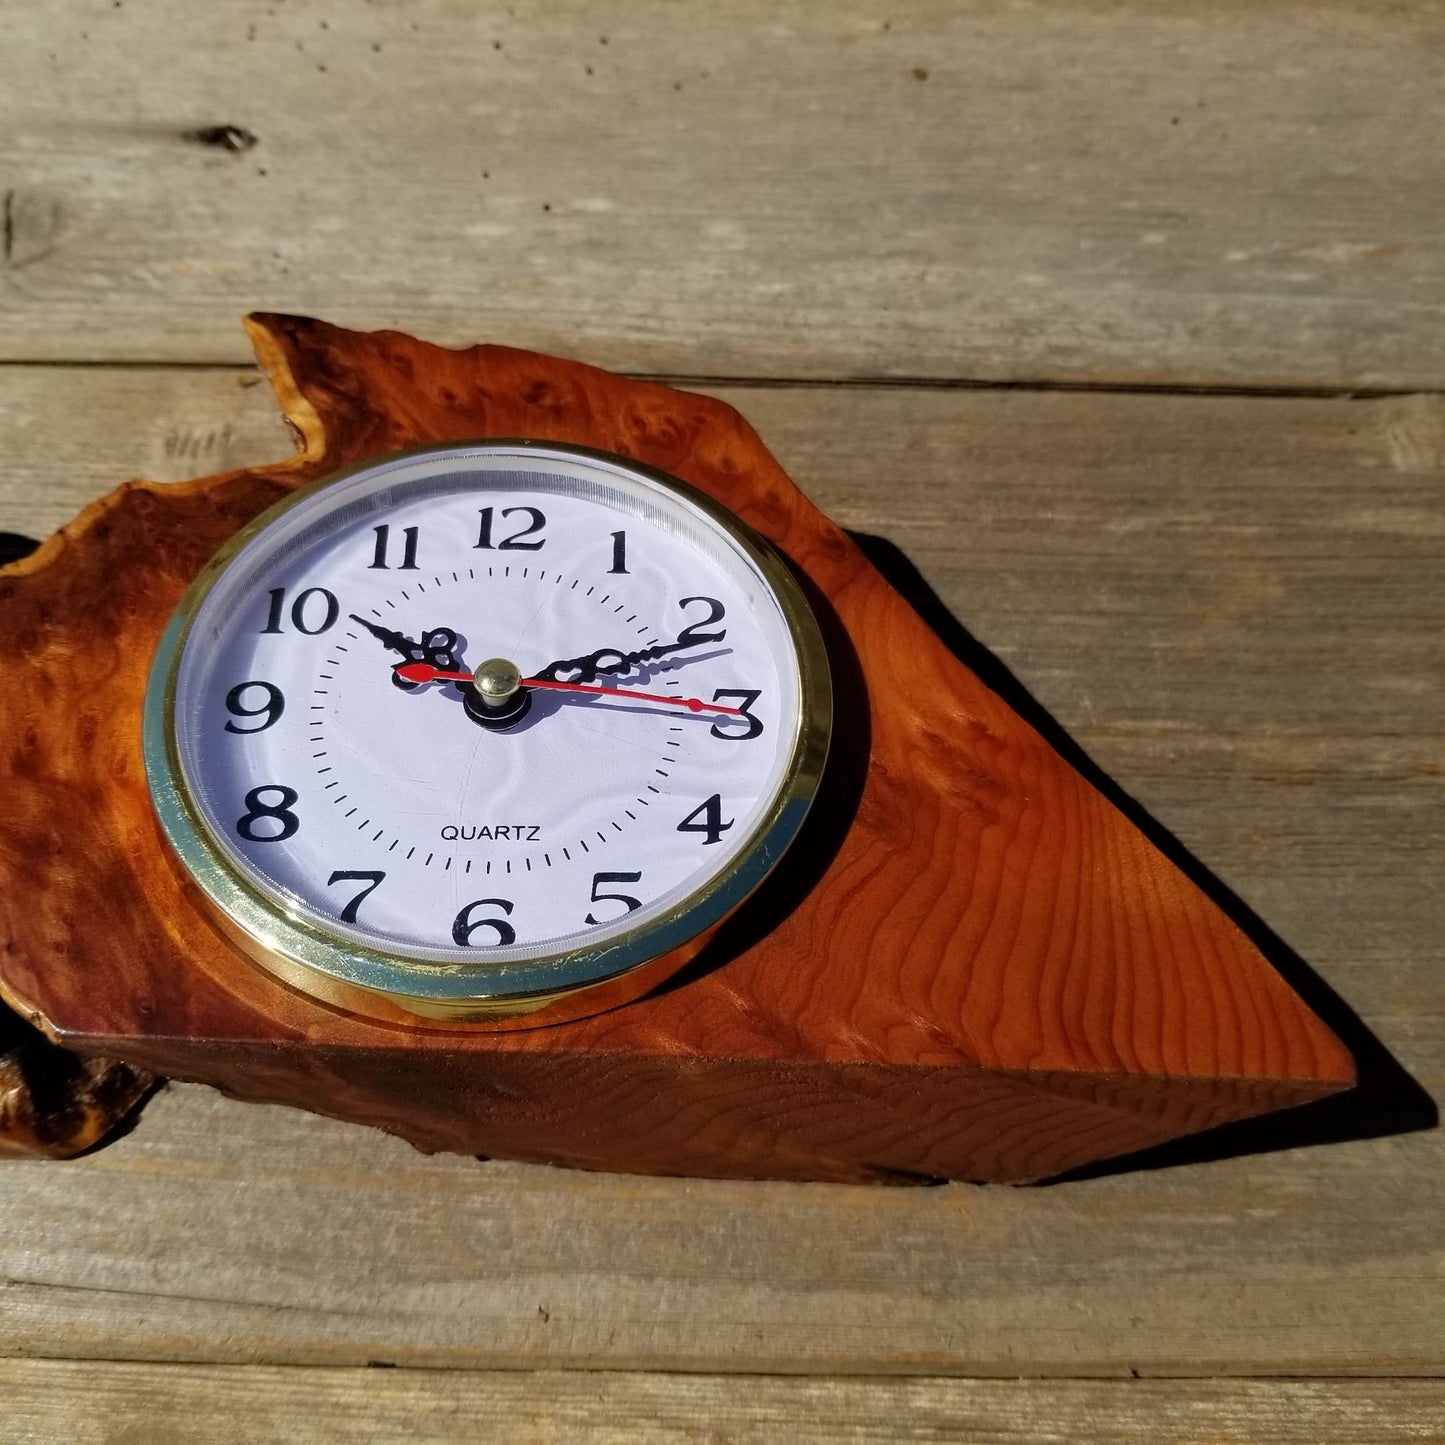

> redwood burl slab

[{"left": 0, "top": 315, "right": 1354, "bottom": 1179}]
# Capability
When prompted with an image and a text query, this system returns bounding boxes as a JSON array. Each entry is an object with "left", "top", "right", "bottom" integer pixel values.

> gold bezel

[{"left": 143, "top": 440, "right": 832, "bottom": 1027}]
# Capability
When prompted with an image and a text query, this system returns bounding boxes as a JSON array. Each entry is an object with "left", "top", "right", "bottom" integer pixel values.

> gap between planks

[
  {"left": 0, "top": 356, "right": 1429, "bottom": 403},
  {"left": 3, "top": 1354, "right": 1443, "bottom": 1383}
]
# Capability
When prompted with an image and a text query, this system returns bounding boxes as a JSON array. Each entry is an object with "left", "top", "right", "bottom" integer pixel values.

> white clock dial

[{"left": 145, "top": 442, "right": 831, "bottom": 1021}]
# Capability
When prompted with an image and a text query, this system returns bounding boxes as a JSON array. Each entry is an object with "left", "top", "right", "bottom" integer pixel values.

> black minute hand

[{"left": 533, "top": 620, "right": 727, "bottom": 686}]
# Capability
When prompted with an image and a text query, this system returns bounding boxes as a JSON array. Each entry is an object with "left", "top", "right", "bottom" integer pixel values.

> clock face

[{"left": 145, "top": 441, "right": 830, "bottom": 1022}]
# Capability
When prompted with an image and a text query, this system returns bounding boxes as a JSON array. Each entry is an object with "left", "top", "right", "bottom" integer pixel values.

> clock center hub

[
  {"left": 465, "top": 655, "right": 532, "bottom": 730},
  {"left": 472, "top": 656, "right": 523, "bottom": 703}
]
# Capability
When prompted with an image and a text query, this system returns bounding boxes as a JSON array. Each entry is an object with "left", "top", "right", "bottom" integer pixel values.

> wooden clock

[{"left": 0, "top": 314, "right": 1354, "bottom": 1182}]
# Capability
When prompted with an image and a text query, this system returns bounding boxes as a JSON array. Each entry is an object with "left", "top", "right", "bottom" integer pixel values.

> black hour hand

[
  {"left": 350, "top": 613, "right": 420, "bottom": 657},
  {"left": 350, "top": 613, "right": 465, "bottom": 690}
]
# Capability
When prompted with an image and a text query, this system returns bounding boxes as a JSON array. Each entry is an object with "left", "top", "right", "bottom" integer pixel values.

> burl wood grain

[{"left": 0, "top": 315, "right": 1354, "bottom": 1181}]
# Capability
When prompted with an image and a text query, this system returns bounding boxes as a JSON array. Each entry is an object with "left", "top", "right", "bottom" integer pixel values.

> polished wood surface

[{"left": 0, "top": 314, "right": 1351, "bottom": 1179}]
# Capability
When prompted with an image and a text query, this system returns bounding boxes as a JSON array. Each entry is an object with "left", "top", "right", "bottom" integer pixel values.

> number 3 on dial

[{"left": 710, "top": 689, "right": 763, "bottom": 740}]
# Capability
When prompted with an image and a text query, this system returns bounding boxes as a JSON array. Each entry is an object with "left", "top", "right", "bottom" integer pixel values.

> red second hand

[{"left": 393, "top": 661, "right": 745, "bottom": 716}]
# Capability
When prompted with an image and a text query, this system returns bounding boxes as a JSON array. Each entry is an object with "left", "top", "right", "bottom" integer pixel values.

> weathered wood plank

[
  {"left": 2, "top": 3, "right": 1445, "bottom": 388},
  {"left": 4, "top": 1360, "right": 1443, "bottom": 1445},
  {"left": 0, "top": 365, "right": 1439, "bottom": 1375},
  {"left": 4, "top": 1084, "right": 1441, "bottom": 1375}
]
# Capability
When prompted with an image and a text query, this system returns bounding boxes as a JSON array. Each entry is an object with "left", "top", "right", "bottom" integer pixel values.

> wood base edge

[{"left": 61, "top": 1033, "right": 1350, "bottom": 1184}]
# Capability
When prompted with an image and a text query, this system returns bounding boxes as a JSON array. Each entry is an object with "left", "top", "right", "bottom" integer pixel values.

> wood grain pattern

[
  {"left": 0, "top": 315, "right": 1352, "bottom": 1181},
  {"left": 6, "top": 1359, "right": 1444, "bottom": 1445},
  {"left": 2, "top": 2, "right": 1445, "bottom": 390}
]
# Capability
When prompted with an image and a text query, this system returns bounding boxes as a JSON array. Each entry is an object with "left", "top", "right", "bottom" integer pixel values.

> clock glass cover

[{"left": 144, "top": 441, "right": 831, "bottom": 1024}]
